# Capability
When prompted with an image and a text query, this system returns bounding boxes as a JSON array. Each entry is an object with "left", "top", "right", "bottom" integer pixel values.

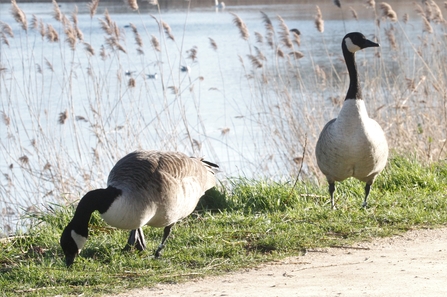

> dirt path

[{"left": 109, "top": 227, "right": 447, "bottom": 297}]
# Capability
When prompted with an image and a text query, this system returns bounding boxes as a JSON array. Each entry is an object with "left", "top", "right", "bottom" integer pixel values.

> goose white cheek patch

[
  {"left": 71, "top": 230, "right": 87, "bottom": 254},
  {"left": 345, "top": 37, "right": 361, "bottom": 53}
]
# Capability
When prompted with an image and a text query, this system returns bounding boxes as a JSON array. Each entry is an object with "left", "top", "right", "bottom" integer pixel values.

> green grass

[{"left": 1, "top": 154, "right": 447, "bottom": 296}]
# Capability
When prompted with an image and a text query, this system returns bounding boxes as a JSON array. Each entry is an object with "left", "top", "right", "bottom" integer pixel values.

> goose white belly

[
  {"left": 318, "top": 132, "right": 387, "bottom": 182},
  {"left": 100, "top": 193, "right": 157, "bottom": 230},
  {"left": 102, "top": 177, "right": 207, "bottom": 229},
  {"left": 316, "top": 100, "right": 388, "bottom": 182}
]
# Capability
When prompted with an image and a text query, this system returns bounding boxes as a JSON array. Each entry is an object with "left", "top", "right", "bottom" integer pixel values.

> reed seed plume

[
  {"left": 380, "top": 2, "right": 398, "bottom": 22},
  {"left": 128, "top": 78, "right": 136, "bottom": 88},
  {"left": 423, "top": 1, "right": 433, "bottom": 21},
  {"left": 385, "top": 27, "right": 397, "bottom": 49},
  {"left": 43, "top": 162, "right": 51, "bottom": 171},
  {"left": 260, "top": 11, "right": 274, "bottom": 33},
  {"left": 65, "top": 26, "right": 77, "bottom": 50},
  {"left": 84, "top": 42, "right": 95, "bottom": 56},
  {"left": 1, "top": 111, "right": 10, "bottom": 126},
  {"left": 333, "top": 0, "right": 341, "bottom": 8},
  {"left": 129, "top": 23, "right": 138, "bottom": 34},
  {"left": 129, "top": 23, "right": 143, "bottom": 47},
  {"left": 31, "top": 15, "right": 38, "bottom": 30},
  {"left": 11, "top": 0, "right": 28, "bottom": 31},
  {"left": 427, "top": 0, "right": 444, "bottom": 23},
  {"left": 254, "top": 31, "right": 263, "bottom": 44},
  {"left": 99, "top": 19, "right": 113, "bottom": 35},
  {"left": 45, "top": 58, "right": 54, "bottom": 72},
  {"left": 58, "top": 110, "right": 68, "bottom": 124},
  {"left": 276, "top": 47, "right": 284, "bottom": 58},
  {"left": 266, "top": 32, "right": 274, "bottom": 49},
  {"left": 366, "top": 0, "right": 375, "bottom": 9},
  {"left": 231, "top": 13, "right": 250, "bottom": 41},
  {"left": 104, "top": 9, "right": 113, "bottom": 28},
  {"left": 115, "top": 42, "right": 126, "bottom": 53},
  {"left": 46, "top": 24, "right": 59, "bottom": 42},
  {"left": 19, "top": 155, "right": 29, "bottom": 165},
  {"left": 52, "top": 0, "right": 62, "bottom": 22},
  {"left": 150, "top": 35, "right": 161, "bottom": 52},
  {"left": 247, "top": 55, "right": 264, "bottom": 68},
  {"left": 289, "top": 51, "right": 304, "bottom": 59},
  {"left": 315, "top": 6, "right": 324, "bottom": 33},
  {"left": 254, "top": 46, "right": 266, "bottom": 61},
  {"left": 161, "top": 21, "right": 175, "bottom": 41},
  {"left": 403, "top": 13, "right": 409, "bottom": 24},
  {"left": 134, "top": 34, "right": 143, "bottom": 47},
  {"left": 87, "top": 0, "right": 100, "bottom": 18},
  {"left": 220, "top": 127, "right": 230, "bottom": 136},
  {"left": 1, "top": 23, "right": 14, "bottom": 38},
  {"left": 39, "top": 20, "right": 45, "bottom": 38},
  {"left": 413, "top": 2, "right": 425, "bottom": 17},
  {"left": 209, "top": 37, "right": 218, "bottom": 51},
  {"left": 105, "top": 36, "right": 115, "bottom": 50},
  {"left": 126, "top": 0, "right": 139, "bottom": 11},
  {"left": 187, "top": 46, "right": 198, "bottom": 62},
  {"left": 277, "top": 15, "right": 292, "bottom": 49},
  {"left": 350, "top": 7, "right": 358, "bottom": 21},
  {"left": 75, "top": 26, "right": 84, "bottom": 41},
  {"left": 148, "top": 0, "right": 158, "bottom": 5},
  {"left": 71, "top": 6, "right": 78, "bottom": 26},
  {"left": 422, "top": 16, "right": 433, "bottom": 33},
  {"left": 0, "top": 32, "right": 9, "bottom": 46},
  {"left": 406, "top": 77, "right": 416, "bottom": 92}
]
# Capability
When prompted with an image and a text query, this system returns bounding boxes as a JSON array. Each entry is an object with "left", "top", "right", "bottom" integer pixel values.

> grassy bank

[{"left": 1, "top": 155, "right": 446, "bottom": 296}]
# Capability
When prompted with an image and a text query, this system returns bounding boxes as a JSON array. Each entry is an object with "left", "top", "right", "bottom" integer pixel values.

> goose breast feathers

[{"left": 316, "top": 100, "right": 388, "bottom": 183}]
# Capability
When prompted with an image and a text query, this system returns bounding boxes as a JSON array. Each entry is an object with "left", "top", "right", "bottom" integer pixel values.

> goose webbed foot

[
  {"left": 154, "top": 224, "right": 173, "bottom": 258},
  {"left": 123, "top": 228, "right": 146, "bottom": 251}
]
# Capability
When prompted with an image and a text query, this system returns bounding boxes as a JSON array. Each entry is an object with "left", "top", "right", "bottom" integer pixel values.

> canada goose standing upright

[
  {"left": 315, "top": 32, "right": 388, "bottom": 209},
  {"left": 60, "top": 150, "right": 218, "bottom": 267}
]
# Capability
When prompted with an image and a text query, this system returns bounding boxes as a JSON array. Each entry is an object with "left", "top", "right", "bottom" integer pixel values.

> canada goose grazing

[
  {"left": 315, "top": 32, "right": 388, "bottom": 210},
  {"left": 60, "top": 150, "right": 218, "bottom": 267}
]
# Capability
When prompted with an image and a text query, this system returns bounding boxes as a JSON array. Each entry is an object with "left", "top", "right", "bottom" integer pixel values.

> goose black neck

[
  {"left": 343, "top": 48, "right": 362, "bottom": 100},
  {"left": 70, "top": 186, "right": 122, "bottom": 234}
]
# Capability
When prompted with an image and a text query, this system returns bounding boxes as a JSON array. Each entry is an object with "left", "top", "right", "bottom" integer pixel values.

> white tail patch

[
  {"left": 71, "top": 230, "right": 87, "bottom": 253},
  {"left": 345, "top": 37, "right": 361, "bottom": 53}
]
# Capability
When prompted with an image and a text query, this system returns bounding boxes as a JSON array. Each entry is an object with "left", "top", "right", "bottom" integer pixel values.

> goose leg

[
  {"left": 123, "top": 228, "right": 146, "bottom": 251},
  {"left": 154, "top": 224, "right": 174, "bottom": 258},
  {"left": 329, "top": 182, "right": 336, "bottom": 210},
  {"left": 363, "top": 183, "right": 371, "bottom": 208}
]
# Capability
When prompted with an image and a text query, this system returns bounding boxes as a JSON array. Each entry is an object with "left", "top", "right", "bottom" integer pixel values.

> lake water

[{"left": 0, "top": 0, "right": 439, "bottom": 234}]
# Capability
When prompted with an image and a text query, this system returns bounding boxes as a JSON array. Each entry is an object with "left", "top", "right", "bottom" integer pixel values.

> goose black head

[
  {"left": 342, "top": 32, "right": 379, "bottom": 54},
  {"left": 60, "top": 223, "right": 87, "bottom": 267}
]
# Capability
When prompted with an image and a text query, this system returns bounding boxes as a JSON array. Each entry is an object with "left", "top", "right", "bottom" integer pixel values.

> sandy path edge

[{"left": 108, "top": 227, "right": 447, "bottom": 297}]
